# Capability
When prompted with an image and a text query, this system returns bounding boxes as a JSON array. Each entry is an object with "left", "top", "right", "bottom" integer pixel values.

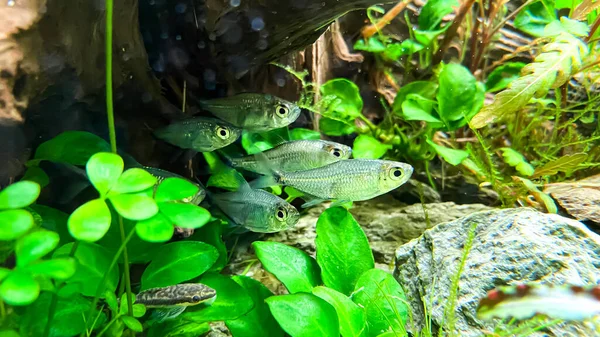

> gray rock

[{"left": 394, "top": 208, "right": 600, "bottom": 336}]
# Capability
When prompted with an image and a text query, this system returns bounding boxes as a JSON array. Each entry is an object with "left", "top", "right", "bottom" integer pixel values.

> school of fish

[{"left": 151, "top": 93, "right": 414, "bottom": 234}]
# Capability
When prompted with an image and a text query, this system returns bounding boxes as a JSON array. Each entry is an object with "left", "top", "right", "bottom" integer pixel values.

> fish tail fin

[{"left": 248, "top": 152, "right": 283, "bottom": 189}]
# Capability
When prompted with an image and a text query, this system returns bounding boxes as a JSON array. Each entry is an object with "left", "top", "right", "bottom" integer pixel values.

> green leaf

[
  {"left": 500, "top": 148, "right": 535, "bottom": 176},
  {"left": 22, "top": 166, "right": 50, "bottom": 188},
  {"left": 392, "top": 81, "right": 438, "bottom": 114},
  {"left": 86, "top": 152, "right": 124, "bottom": 196},
  {"left": 136, "top": 213, "right": 174, "bottom": 242},
  {"left": 158, "top": 202, "right": 211, "bottom": 229},
  {"left": 226, "top": 276, "right": 285, "bottom": 337},
  {"left": 154, "top": 177, "right": 201, "bottom": 202},
  {"left": 514, "top": 0, "right": 557, "bottom": 37},
  {"left": 413, "top": 28, "right": 446, "bottom": 45},
  {"left": 122, "top": 316, "right": 143, "bottom": 332},
  {"left": 241, "top": 128, "right": 290, "bottom": 155},
  {"left": 321, "top": 79, "right": 364, "bottom": 119},
  {"left": 319, "top": 118, "right": 356, "bottom": 136},
  {"left": 104, "top": 290, "right": 118, "bottom": 312},
  {"left": 0, "top": 270, "right": 39, "bottom": 306},
  {"left": 206, "top": 167, "right": 246, "bottom": 191},
  {"left": 352, "top": 135, "right": 392, "bottom": 159},
  {"left": 111, "top": 168, "right": 157, "bottom": 194},
  {"left": 253, "top": 241, "right": 321, "bottom": 293},
  {"left": 0, "top": 268, "right": 9, "bottom": 282},
  {"left": 29, "top": 205, "right": 72, "bottom": 245},
  {"left": 315, "top": 207, "right": 374, "bottom": 295},
  {"left": 352, "top": 269, "right": 409, "bottom": 337},
  {"left": 382, "top": 40, "right": 424, "bottom": 60},
  {"left": 189, "top": 221, "right": 228, "bottom": 272},
  {"left": 513, "top": 177, "right": 558, "bottom": 213},
  {"left": 313, "top": 286, "right": 367, "bottom": 337},
  {"left": 437, "top": 63, "right": 485, "bottom": 129},
  {"left": 426, "top": 139, "right": 469, "bottom": 166},
  {"left": 267, "top": 293, "right": 340, "bottom": 337},
  {"left": 33, "top": 131, "right": 111, "bottom": 166},
  {"left": 68, "top": 198, "right": 112, "bottom": 242},
  {"left": 400, "top": 95, "right": 442, "bottom": 125},
  {"left": 183, "top": 273, "right": 253, "bottom": 322},
  {"left": 53, "top": 242, "right": 119, "bottom": 297},
  {"left": 418, "top": 0, "right": 459, "bottom": 30},
  {"left": 147, "top": 319, "right": 211, "bottom": 337},
  {"left": 109, "top": 194, "right": 158, "bottom": 220},
  {"left": 533, "top": 153, "right": 588, "bottom": 178},
  {"left": 26, "top": 258, "right": 76, "bottom": 280},
  {"left": 471, "top": 33, "right": 587, "bottom": 128},
  {"left": 0, "top": 209, "right": 34, "bottom": 240},
  {"left": 290, "top": 128, "right": 321, "bottom": 141},
  {"left": 353, "top": 38, "right": 386, "bottom": 52},
  {"left": 141, "top": 241, "right": 219, "bottom": 290},
  {"left": 119, "top": 293, "right": 137, "bottom": 315},
  {"left": 16, "top": 230, "right": 60, "bottom": 266},
  {"left": 485, "top": 62, "right": 527, "bottom": 92},
  {"left": 133, "top": 303, "right": 147, "bottom": 318},
  {"left": 544, "top": 17, "right": 590, "bottom": 37},
  {"left": 0, "top": 181, "right": 40, "bottom": 210},
  {"left": 0, "top": 330, "right": 19, "bottom": 337}
]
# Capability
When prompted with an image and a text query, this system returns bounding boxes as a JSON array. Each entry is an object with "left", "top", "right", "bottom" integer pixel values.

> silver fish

[{"left": 154, "top": 117, "right": 241, "bottom": 152}]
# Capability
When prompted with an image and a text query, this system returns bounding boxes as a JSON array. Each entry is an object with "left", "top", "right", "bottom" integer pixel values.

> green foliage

[
  {"left": 500, "top": 148, "right": 535, "bottom": 177},
  {"left": 418, "top": 0, "right": 458, "bottom": 31},
  {"left": 352, "top": 135, "right": 392, "bottom": 159},
  {"left": 426, "top": 140, "right": 469, "bottom": 166},
  {"left": 0, "top": 181, "right": 40, "bottom": 240},
  {"left": 514, "top": 0, "right": 557, "bottom": 37},
  {"left": 437, "top": 63, "right": 485, "bottom": 130},
  {"left": 267, "top": 293, "right": 340, "bottom": 337},
  {"left": 313, "top": 286, "right": 367, "bottom": 337},
  {"left": 31, "top": 131, "right": 111, "bottom": 166},
  {"left": 485, "top": 63, "right": 527, "bottom": 92}
]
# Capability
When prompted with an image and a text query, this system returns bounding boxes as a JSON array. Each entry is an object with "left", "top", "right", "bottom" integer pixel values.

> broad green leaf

[
  {"left": 133, "top": 304, "right": 146, "bottom": 318},
  {"left": 352, "top": 269, "right": 409, "bottom": 337},
  {"left": 253, "top": 241, "right": 321, "bottom": 293},
  {"left": 20, "top": 292, "right": 101, "bottom": 337},
  {"left": 122, "top": 316, "right": 143, "bottom": 332},
  {"left": 418, "top": 0, "right": 459, "bottom": 30},
  {"left": 155, "top": 177, "right": 200, "bottom": 202},
  {"left": 513, "top": 177, "right": 558, "bottom": 213},
  {"left": 0, "top": 268, "right": 9, "bottom": 282},
  {"left": 471, "top": 33, "right": 587, "bottom": 128},
  {"left": 485, "top": 62, "right": 527, "bottom": 92},
  {"left": 26, "top": 258, "right": 76, "bottom": 280},
  {"left": 544, "top": 17, "right": 590, "bottom": 37},
  {"left": 22, "top": 166, "right": 50, "bottom": 188},
  {"left": 514, "top": 0, "right": 557, "bottom": 37},
  {"left": 267, "top": 293, "right": 340, "bottom": 337},
  {"left": 136, "top": 213, "right": 174, "bottom": 242},
  {"left": 141, "top": 241, "right": 219, "bottom": 290},
  {"left": 190, "top": 221, "right": 228, "bottom": 272},
  {"left": 352, "top": 135, "right": 392, "bottom": 159},
  {"left": 53, "top": 242, "right": 119, "bottom": 297},
  {"left": 477, "top": 284, "right": 600, "bottom": 321},
  {"left": 158, "top": 202, "right": 211, "bottom": 229},
  {"left": 290, "top": 128, "right": 321, "bottom": 141},
  {"left": 315, "top": 207, "right": 374, "bottom": 295},
  {"left": 313, "top": 286, "right": 367, "bottom": 337},
  {"left": 500, "top": 148, "right": 535, "bottom": 176},
  {"left": 0, "top": 181, "right": 40, "bottom": 209},
  {"left": 16, "top": 230, "right": 60, "bottom": 266},
  {"left": 183, "top": 273, "right": 253, "bottom": 322},
  {"left": 533, "top": 153, "right": 588, "bottom": 178},
  {"left": 226, "top": 276, "right": 284, "bottom": 337},
  {"left": 382, "top": 40, "right": 424, "bottom": 60},
  {"left": 413, "top": 28, "right": 446, "bottom": 45},
  {"left": 0, "top": 270, "right": 39, "bottom": 306},
  {"left": 109, "top": 194, "right": 158, "bottom": 220},
  {"left": 147, "top": 320, "right": 211, "bottom": 337},
  {"left": 206, "top": 167, "right": 246, "bottom": 191},
  {"left": 241, "top": 128, "right": 290, "bottom": 155},
  {"left": 319, "top": 118, "right": 356, "bottom": 136},
  {"left": 426, "top": 139, "right": 469, "bottom": 166},
  {"left": 86, "top": 152, "right": 124, "bottom": 196},
  {"left": 556, "top": 0, "right": 582, "bottom": 9},
  {"left": 68, "top": 198, "right": 111, "bottom": 242},
  {"left": 353, "top": 38, "right": 386, "bottom": 53},
  {"left": 392, "top": 81, "right": 438, "bottom": 116},
  {"left": 400, "top": 94, "right": 441, "bottom": 125},
  {"left": 321, "top": 79, "right": 363, "bottom": 119},
  {"left": 29, "top": 205, "right": 72, "bottom": 245},
  {"left": 33, "top": 131, "right": 111, "bottom": 166},
  {"left": 437, "top": 63, "right": 485, "bottom": 129},
  {"left": 0, "top": 209, "right": 34, "bottom": 240},
  {"left": 119, "top": 293, "right": 137, "bottom": 315},
  {"left": 111, "top": 168, "right": 157, "bottom": 194}
]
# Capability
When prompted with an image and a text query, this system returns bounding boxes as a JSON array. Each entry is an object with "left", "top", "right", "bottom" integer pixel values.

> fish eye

[
  {"left": 275, "top": 105, "right": 289, "bottom": 117},
  {"left": 192, "top": 295, "right": 201, "bottom": 302},
  {"left": 275, "top": 207, "right": 287, "bottom": 221},
  {"left": 390, "top": 168, "right": 404, "bottom": 179},
  {"left": 331, "top": 148, "right": 342, "bottom": 157},
  {"left": 216, "top": 126, "right": 230, "bottom": 140}
]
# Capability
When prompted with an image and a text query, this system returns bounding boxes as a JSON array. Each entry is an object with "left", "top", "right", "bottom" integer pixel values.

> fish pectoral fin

[
  {"left": 300, "top": 194, "right": 327, "bottom": 209},
  {"left": 150, "top": 306, "right": 187, "bottom": 322}
]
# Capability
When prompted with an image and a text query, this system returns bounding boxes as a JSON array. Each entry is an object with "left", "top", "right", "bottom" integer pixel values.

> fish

[
  {"left": 134, "top": 283, "right": 217, "bottom": 322},
  {"left": 153, "top": 117, "right": 241, "bottom": 152},
  {"left": 250, "top": 159, "right": 414, "bottom": 207},
  {"left": 210, "top": 182, "right": 300, "bottom": 233},
  {"left": 197, "top": 93, "right": 301, "bottom": 132},
  {"left": 227, "top": 140, "right": 352, "bottom": 174}
]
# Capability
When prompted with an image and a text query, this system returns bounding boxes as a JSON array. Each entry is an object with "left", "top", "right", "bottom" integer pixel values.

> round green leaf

[
  {"left": 158, "top": 202, "right": 210, "bottom": 229},
  {"left": 319, "top": 118, "right": 356, "bottom": 137},
  {"left": 141, "top": 241, "right": 219, "bottom": 290},
  {"left": 315, "top": 207, "right": 374, "bottom": 295},
  {"left": 29, "top": 205, "right": 72, "bottom": 246},
  {"left": 253, "top": 241, "right": 321, "bottom": 294},
  {"left": 22, "top": 166, "right": 50, "bottom": 188},
  {"left": 352, "top": 135, "right": 392, "bottom": 159},
  {"left": 155, "top": 177, "right": 201, "bottom": 202},
  {"left": 109, "top": 194, "right": 158, "bottom": 220},
  {"left": 0, "top": 181, "right": 40, "bottom": 209},
  {"left": 313, "top": 286, "right": 367, "bottom": 337},
  {"left": 0, "top": 270, "right": 40, "bottom": 306},
  {"left": 0, "top": 209, "right": 34, "bottom": 240},
  {"left": 136, "top": 214, "right": 174, "bottom": 242},
  {"left": 26, "top": 258, "right": 76, "bottom": 280},
  {"left": 86, "top": 152, "right": 124, "bottom": 196},
  {"left": 33, "top": 131, "right": 111, "bottom": 166},
  {"left": 320, "top": 79, "right": 363, "bottom": 119},
  {"left": 16, "top": 230, "right": 60, "bottom": 266},
  {"left": 68, "top": 199, "right": 112, "bottom": 242},
  {"left": 111, "top": 168, "right": 158, "bottom": 194},
  {"left": 122, "top": 316, "right": 143, "bottom": 332},
  {"left": 133, "top": 303, "right": 147, "bottom": 318},
  {"left": 266, "top": 293, "right": 339, "bottom": 337}
]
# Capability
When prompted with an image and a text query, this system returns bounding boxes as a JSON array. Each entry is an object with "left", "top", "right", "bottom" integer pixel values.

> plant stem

[
  {"left": 95, "top": 314, "right": 122, "bottom": 337},
  {"left": 361, "top": 0, "right": 412, "bottom": 39},
  {"left": 105, "top": 0, "right": 117, "bottom": 153},
  {"left": 586, "top": 14, "right": 600, "bottom": 43},
  {"left": 0, "top": 299, "right": 5, "bottom": 318},
  {"left": 118, "top": 217, "right": 133, "bottom": 317},
  {"left": 433, "top": 0, "right": 476, "bottom": 65}
]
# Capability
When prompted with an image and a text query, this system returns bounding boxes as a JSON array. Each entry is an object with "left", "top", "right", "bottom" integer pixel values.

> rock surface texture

[{"left": 394, "top": 208, "right": 600, "bottom": 337}]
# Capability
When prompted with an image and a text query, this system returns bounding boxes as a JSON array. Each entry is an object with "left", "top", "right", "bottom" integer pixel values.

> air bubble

[
  {"left": 230, "top": 0, "right": 240, "bottom": 7},
  {"left": 251, "top": 17, "right": 265, "bottom": 31}
]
